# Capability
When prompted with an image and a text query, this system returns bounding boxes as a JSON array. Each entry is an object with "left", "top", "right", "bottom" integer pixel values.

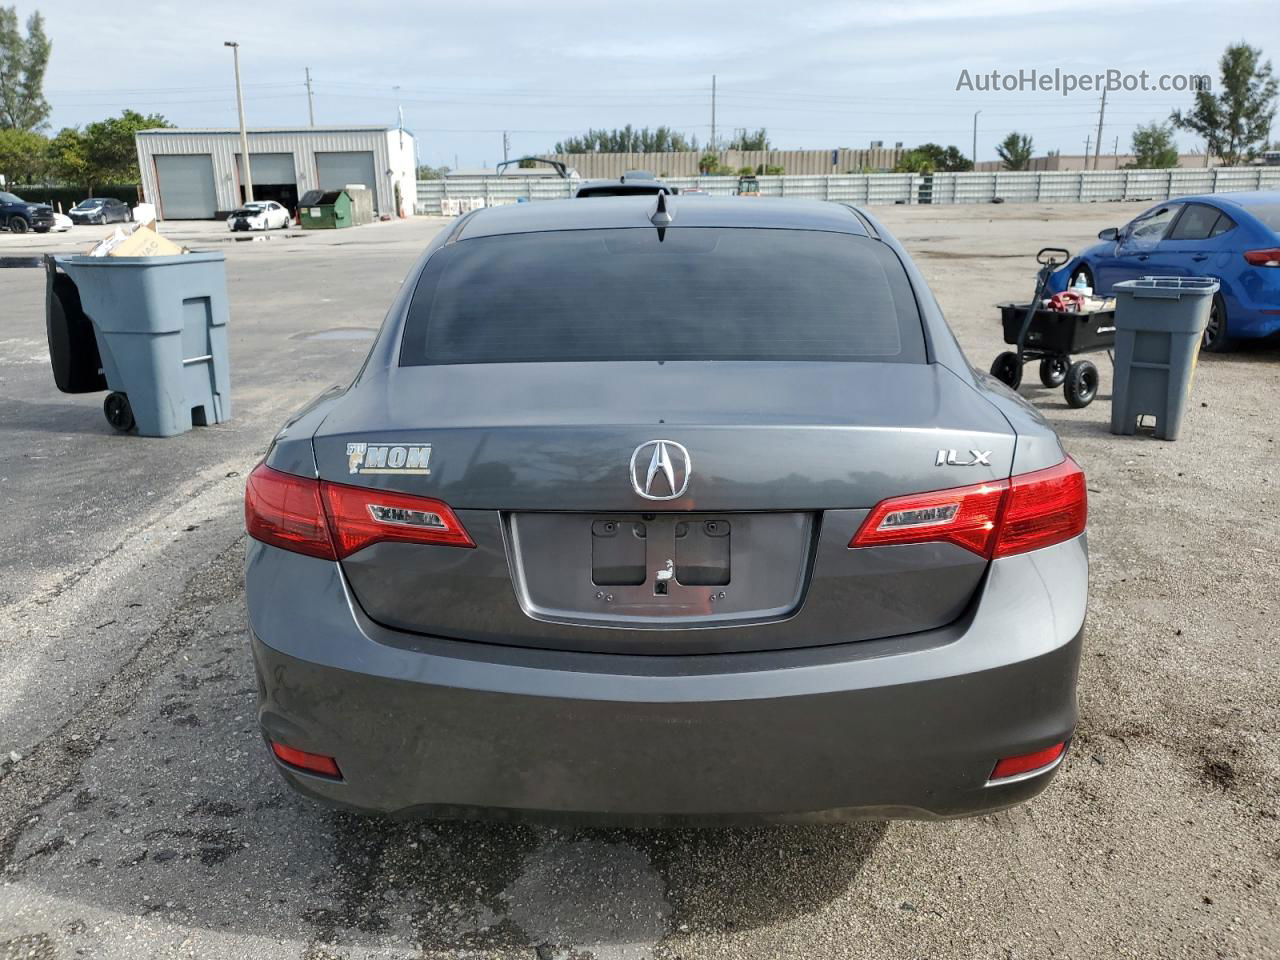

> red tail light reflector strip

[
  {"left": 988, "top": 741, "right": 1067, "bottom": 784},
  {"left": 270, "top": 741, "right": 342, "bottom": 778}
]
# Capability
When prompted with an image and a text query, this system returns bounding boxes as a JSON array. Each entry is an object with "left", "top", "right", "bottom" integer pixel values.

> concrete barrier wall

[
  {"left": 417, "top": 166, "right": 1280, "bottom": 215},
  {"left": 544, "top": 148, "right": 907, "bottom": 178}
]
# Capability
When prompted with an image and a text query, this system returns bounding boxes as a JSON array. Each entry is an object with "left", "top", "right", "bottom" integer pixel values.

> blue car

[{"left": 1047, "top": 190, "right": 1280, "bottom": 351}]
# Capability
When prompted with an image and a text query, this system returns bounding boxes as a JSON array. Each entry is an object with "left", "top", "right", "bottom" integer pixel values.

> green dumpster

[{"left": 299, "top": 189, "right": 354, "bottom": 229}]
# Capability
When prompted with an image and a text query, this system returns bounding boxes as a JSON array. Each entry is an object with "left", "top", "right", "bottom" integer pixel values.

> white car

[{"left": 227, "top": 201, "right": 291, "bottom": 231}]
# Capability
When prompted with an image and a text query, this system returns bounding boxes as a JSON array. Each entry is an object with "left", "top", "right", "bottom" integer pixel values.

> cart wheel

[
  {"left": 1064, "top": 361, "right": 1098, "bottom": 409},
  {"left": 1039, "top": 356, "right": 1069, "bottom": 387},
  {"left": 104, "top": 392, "right": 135, "bottom": 432},
  {"left": 990, "top": 352, "right": 1022, "bottom": 389}
]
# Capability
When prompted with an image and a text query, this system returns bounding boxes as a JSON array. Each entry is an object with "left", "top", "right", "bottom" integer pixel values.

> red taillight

[
  {"left": 270, "top": 741, "right": 342, "bottom": 778},
  {"left": 244, "top": 463, "right": 335, "bottom": 560},
  {"left": 1243, "top": 248, "right": 1280, "bottom": 267},
  {"left": 850, "top": 456, "right": 1086, "bottom": 558},
  {"left": 244, "top": 462, "right": 474, "bottom": 559},
  {"left": 990, "top": 741, "right": 1066, "bottom": 781},
  {"left": 850, "top": 477, "right": 1007, "bottom": 555},
  {"left": 321, "top": 480, "right": 475, "bottom": 555},
  {"left": 993, "top": 457, "right": 1087, "bottom": 558}
]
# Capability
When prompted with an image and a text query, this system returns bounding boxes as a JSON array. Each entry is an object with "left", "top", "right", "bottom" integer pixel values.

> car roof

[
  {"left": 455, "top": 196, "right": 870, "bottom": 240},
  {"left": 1172, "top": 190, "right": 1280, "bottom": 210}
]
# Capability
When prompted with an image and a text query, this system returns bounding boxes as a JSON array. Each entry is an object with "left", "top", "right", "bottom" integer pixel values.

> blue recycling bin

[{"left": 47, "top": 252, "right": 231, "bottom": 437}]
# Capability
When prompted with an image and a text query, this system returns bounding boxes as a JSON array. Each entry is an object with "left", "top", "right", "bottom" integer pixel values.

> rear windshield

[{"left": 400, "top": 228, "right": 925, "bottom": 365}]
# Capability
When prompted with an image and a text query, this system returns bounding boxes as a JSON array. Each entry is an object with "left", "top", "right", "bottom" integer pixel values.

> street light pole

[
  {"left": 225, "top": 41, "right": 253, "bottom": 203},
  {"left": 972, "top": 110, "right": 981, "bottom": 168}
]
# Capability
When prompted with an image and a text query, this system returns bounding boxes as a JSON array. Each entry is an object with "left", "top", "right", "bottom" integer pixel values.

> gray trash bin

[
  {"left": 47, "top": 252, "right": 231, "bottom": 437},
  {"left": 1109, "top": 276, "right": 1218, "bottom": 441}
]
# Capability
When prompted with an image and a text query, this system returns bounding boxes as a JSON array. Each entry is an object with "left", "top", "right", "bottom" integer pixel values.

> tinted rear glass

[
  {"left": 401, "top": 228, "right": 924, "bottom": 365},
  {"left": 1169, "top": 204, "right": 1223, "bottom": 241}
]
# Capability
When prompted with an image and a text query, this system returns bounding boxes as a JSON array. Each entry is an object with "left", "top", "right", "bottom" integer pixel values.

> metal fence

[{"left": 417, "top": 166, "right": 1280, "bottom": 215}]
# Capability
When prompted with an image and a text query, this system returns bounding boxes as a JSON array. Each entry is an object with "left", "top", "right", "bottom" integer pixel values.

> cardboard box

[
  {"left": 86, "top": 223, "right": 186, "bottom": 258},
  {"left": 107, "top": 223, "right": 184, "bottom": 258}
]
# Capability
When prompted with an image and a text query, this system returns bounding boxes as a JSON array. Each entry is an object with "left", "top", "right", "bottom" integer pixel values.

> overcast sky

[{"left": 29, "top": 0, "right": 1275, "bottom": 169}]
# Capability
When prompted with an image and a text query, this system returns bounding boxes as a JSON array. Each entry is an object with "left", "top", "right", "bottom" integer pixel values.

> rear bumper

[{"left": 247, "top": 536, "right": 1086, "bottom": 823}]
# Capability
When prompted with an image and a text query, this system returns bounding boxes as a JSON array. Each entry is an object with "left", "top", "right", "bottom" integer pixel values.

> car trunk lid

[{"left": 312, "top": 361, "right": 1015, "bottom": 654}]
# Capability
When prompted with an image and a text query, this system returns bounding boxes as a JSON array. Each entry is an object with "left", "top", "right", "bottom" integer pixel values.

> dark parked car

[
  {"left": 245, "top": 196, "right": 1088, "bottom": 824},
  {"left": 68, "top": 197, "right": 132, "bottom": 225},
  {"left": 1046, "top": 190, "right": 1280, "bottom": 351},
  {"left": 0, "top": 191, "right": 56, "bottom": 233},
  {"left": 575, "top": 170, "right": 675, "bottom": 198}
]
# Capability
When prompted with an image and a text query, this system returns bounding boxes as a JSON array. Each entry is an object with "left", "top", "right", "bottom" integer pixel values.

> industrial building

[{"left": 134, "top": 126, "right": 416, "bottom": 220}]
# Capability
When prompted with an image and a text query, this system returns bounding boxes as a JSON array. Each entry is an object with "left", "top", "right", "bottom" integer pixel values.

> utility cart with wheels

[{"left": 989, "top": 247, "right": 1116, "bottom": 408}]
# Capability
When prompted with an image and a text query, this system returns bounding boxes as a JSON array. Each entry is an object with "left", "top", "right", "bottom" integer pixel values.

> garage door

[
  {"left": 153, "top": 154, "right": 217, "bottom": 219},
  {"left": 236, "top": 152, "right": 297, "bottom": 185},
  {"left": 316, "top": 151, "right": 378, "bottom": 210}
]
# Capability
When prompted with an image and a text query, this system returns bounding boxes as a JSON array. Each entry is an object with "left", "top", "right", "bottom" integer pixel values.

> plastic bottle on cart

[{"left": 1072, "top": 272, "right": 1093, "bottom": 298}]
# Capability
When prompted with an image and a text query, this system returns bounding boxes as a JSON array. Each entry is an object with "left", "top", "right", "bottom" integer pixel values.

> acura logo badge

[{"left": 630, "top": 440, "right": 692, "bottom": 501}]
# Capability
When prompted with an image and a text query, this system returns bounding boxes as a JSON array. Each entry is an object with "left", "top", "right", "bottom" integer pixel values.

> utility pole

[
  {"left": 1113, "top": 136, "right": 1119, "bottom": 169},
  {"left": 305, "top": 67, "right": 315, "bottom": 126},
  {"left": 972, "top": 110, "right": 981, "bottom": 167},
  {"left": 710, "top": 74, "right": 717, "bottom": 152},
  {"left": 1092, "top": 87, "right": 1107, "bottom": 171},
  {"left": 1083, "top": 134, "right": 1092, "bottom": 166},
  {"left": 224, "top": 41, "right": 252, "bottom": 203},
  {"left": 503, "top": 131, "right": 510, "bottom": 164}
]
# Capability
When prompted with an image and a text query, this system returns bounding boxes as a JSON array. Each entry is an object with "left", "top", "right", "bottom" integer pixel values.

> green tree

[
  {"left": 1172, "top": 42, "right": 1277, "bottom": 165},
  {"left": 46, "top": 126, "right": 87, "bottom": 183},
  {"left": 918, "top": 143, "right": 972, "bottom": 172},
  {"left": 895, "top": 149, "right": 936, "bottom": 174},
  {"left": 554, "top": 126, "right": 693, "bottom": 153},
  {"left": 698, "top": 151, "right": 726, "bottom": 174},
  {"left": 1128, "top": 122, "right": 1180, "bottom": 168},
  {"left": 726, "top": 127, "right": 770, "bottom": 151},
  {"left": 996, "top": 132, "right": 1035, "bottom": 170},
  {"left": 0, "top": 125, "right": 45, "bottom": 181},
  {"left": 415, "top": 163, "right": 450, "bottom": 179},
  {"left": 0, "top": 6, "right": 51, "bottom": 130},
  {"left": 81, "top": 110, "right": 172, "bottom": 189},
  {"left": 895, "top": 144, "right": 972, "bottom": 174}
]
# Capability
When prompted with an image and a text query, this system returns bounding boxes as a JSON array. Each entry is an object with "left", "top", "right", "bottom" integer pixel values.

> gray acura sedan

[{"left": 245, "top": 196, "right": 1087, "bottom": 823}]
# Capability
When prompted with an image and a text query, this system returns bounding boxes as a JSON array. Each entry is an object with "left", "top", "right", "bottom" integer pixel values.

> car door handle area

[
  {"left": 1192, "top": 254, "right": 1209, "bottom": 262},
  {"left": 1137, "top": 254, "right": 1150, "bottom": 261}
]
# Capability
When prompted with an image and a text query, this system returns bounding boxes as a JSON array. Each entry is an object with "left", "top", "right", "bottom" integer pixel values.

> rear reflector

[
  {"left": 245, "top": 462, "right": 474, "bottom": 560},
  {"left": 850, "top": 456, "right": 1086, "bottom": 558},
  {"left": 270, "top": 741, "right": 342, "bottom": 778},
  {"left": 990, "top": 741, "right": 1066, "bottom": 782},
  {"left": 1243, "top": 248, "right": 1280, "bottom": 267}
]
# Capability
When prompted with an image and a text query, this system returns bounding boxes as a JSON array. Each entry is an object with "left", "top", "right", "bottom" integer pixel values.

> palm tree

[{"left": 996, "top": 132, "right": 1035, "bottom": 170}]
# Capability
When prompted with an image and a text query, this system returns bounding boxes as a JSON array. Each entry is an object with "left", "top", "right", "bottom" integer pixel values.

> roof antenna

[{"left": 650, "top": 191, "right": 673, "bottom": 226}]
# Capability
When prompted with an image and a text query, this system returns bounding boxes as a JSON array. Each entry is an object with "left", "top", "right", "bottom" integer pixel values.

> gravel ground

[{"left": 0, "top": 205, "right": 1276, "bottom": 959}]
